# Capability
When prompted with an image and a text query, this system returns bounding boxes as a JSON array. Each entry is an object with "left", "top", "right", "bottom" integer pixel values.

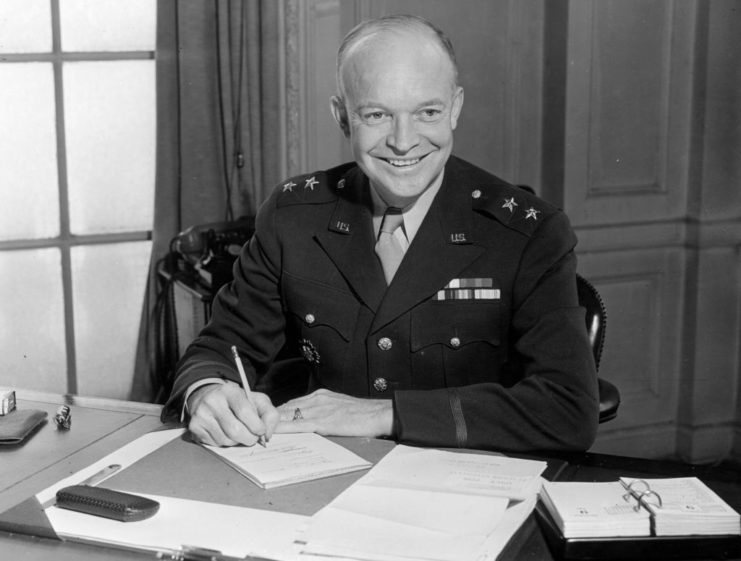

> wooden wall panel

[
  {"left": 578, "top": 247, "right": 685, "bottom": 457},
  {"left": 564, "top": 0, "right": 696, "bottom": 225}
]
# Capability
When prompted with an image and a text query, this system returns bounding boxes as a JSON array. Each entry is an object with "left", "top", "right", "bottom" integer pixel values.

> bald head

[
  {"left": 329, "top": 14, "right": 464, "bottom": 208},
  {"left": 336, "top": 15, "right": 459, "bottom": 99}
]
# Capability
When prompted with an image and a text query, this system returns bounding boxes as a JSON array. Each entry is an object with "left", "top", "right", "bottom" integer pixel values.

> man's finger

[
  {"left": 226, "top": 392, "right": 265, "bottom": 444},
  {"left": 274, "top": 418, "right": 315, "bottom": 434},
  {"left": 189, "top": 415, "right": 239, "bottom": 447}
]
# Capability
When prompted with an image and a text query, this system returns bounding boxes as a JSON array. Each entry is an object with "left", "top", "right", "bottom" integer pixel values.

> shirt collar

[{"left": 369, "top": 173, "right": 444, "bottom": 244}]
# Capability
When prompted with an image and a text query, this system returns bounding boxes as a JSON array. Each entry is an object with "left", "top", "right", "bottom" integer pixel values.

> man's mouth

[{"left": 383, "top": 156, "right": 424, "bottom": 167}]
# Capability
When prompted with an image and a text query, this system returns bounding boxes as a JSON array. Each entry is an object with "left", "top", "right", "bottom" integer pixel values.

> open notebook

[
  {"left": 203, "top": 432, "right": 372, "bottom": 489},
  {"left": 540, "top": 477, "right": 740, "bottom": 539}
]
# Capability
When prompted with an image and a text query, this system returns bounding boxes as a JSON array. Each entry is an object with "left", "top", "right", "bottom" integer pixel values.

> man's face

[{"left": 332, "top": 32, "right": 464, "bottom": 208}]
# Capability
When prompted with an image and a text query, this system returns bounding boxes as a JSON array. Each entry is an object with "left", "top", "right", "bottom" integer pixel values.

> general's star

[
  {"left": 502, "top": 197, "right": 518, "bottom": 213},
  {"left": 304, "top": 176, "right": 319, "bottom": 190},
  {"left": 282, "top": 181, "right": 296, "bottom": 192},
  {"left": 525, "top": 207, "right": 540, "bottom": 220}
]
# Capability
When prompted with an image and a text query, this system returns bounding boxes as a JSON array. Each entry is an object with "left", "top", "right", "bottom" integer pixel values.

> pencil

[{"left": 230, "top": 345, "right": 267, "bottom": 447}]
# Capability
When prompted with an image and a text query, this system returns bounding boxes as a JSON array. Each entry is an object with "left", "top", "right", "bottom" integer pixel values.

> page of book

[
  {"left": 540, "top": 481, "right": 651, "bottom": 538},
  {"left": 203, "top": 432, "right": 372, "bottom": 489},
  {"left": 620, "top": 477, "right": 741, "bottom": 536}
]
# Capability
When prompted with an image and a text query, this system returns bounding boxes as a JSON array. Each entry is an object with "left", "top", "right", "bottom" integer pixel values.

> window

[{"left": 0, "top": 0, "right": 156, "bottom": 399}]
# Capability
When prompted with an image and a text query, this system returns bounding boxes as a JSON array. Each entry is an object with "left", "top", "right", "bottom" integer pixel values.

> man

[{"left": 163, "top": 15, "right": 599, "bottom": 452}]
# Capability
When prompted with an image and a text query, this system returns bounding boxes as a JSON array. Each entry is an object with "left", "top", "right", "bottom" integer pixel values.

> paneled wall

[{"left": 288, "top": 0, "right": 741, "bottom": 463}]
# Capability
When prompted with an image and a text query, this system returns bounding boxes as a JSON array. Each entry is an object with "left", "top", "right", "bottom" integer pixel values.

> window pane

[
  {"left": 60, "top": 0, "right": 155, "bottom": 52},
  {"left": 72, "top": 241, "right": 151, "bottom": 399},
  {"left": 0, "top": 249, "right": 67, "bottom": 393},
  {"left": 0, "top": 63, "right": 60, "bottom": 241},
  {"left": 0, "top": 0, "right": 52, "bottom": 53},
  {"left": 64, "top": 60, "right": 155, "bottom": 235}
]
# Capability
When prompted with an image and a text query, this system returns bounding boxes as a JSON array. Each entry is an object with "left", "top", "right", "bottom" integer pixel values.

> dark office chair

[{"left": 576, "top": 273, "right": 620, "bottom": 423}]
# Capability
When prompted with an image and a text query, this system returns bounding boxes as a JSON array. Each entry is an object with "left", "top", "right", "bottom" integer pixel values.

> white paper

[
  {"left": 204, "top": 432, "right": 372, "bottom": 488},
  {"left": 472, "top": 493, "right": 539, "bottom": 561},
  {"left": 47, "top": 492, "right": 307, "bottom": 560},
  {"left": 359, "top": 445, "right": 546, "bottom": 500},
  {"left": 300, "top": 445, "right": 547, "bottom": 561}
]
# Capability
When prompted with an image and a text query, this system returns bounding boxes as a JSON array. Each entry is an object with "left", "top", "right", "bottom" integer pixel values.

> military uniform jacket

[{"left": 165, "top": 157, "right": 599, "bottom": 452}]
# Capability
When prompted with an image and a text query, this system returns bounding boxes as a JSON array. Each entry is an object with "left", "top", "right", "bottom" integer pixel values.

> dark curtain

[{"left": 131, "top": 0, "right": 283, "bottom": 402}]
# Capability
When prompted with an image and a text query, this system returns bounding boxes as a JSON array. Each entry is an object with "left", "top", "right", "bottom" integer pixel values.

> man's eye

[
  {"left": 363, "top": 111, "right": 387, "bottom": 123},
  {"left": 419, "top": 109, "right": 442, "bottom": 121}
]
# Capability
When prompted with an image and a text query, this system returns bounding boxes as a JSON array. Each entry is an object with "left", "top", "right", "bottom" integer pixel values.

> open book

[
  {"left": 540, "top": 477, "right": 740, "bottom": 539},
  {"left": 203, "top": 432, "right": 372, "bottom": 489}
]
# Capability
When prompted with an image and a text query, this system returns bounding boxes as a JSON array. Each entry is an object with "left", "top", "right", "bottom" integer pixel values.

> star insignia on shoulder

[
  {"left": 304, "top": 176, "right": 319, "bottom": 190},
  {"left": 282, "top": 181, "right": 296, "bottom": 192},
  {"left": 525, "top": 207, "right": 540, "bottom": 220},
  {"left": 337, "top": 178, "right": 346, "bottom": 190},
  {"left": 502, "top": 197, "right": 518, "bottom": 213}
]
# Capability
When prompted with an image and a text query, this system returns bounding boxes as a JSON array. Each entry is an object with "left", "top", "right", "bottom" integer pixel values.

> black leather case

[{"left": 55, "top": 485, "right": 159, "bottom": 522}]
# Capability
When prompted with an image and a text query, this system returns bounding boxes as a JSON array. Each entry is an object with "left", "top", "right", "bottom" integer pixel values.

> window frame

[{"left": 0, "top": 0, "right": 154, "bottom": 393}]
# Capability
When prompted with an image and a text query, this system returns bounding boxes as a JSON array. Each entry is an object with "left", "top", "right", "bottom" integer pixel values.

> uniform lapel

[
  {"left": 314, "top": 169, "right": 387, "bottom": 312},
  {"left": 371, "top": 164, "right": 485, "bottom": 332}
]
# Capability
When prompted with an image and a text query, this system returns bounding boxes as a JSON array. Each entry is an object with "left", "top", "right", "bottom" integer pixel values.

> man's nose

[{"left": 387, "top": 115, "right": 419, "bottom": 153}]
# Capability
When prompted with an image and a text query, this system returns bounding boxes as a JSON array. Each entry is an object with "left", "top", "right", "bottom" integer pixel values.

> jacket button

[
  {"left": 471, "top": 189, "right": 482, "bottom": 199},
  {"left": 377, "top": 337, "right": 393, "bottom": 351},
  {"left": 304, "top": 313, "right": 315, "bottom": 325},
  {"left": 373, "top": 377, "right": 388, "bottom": 392},
  {"left": 450, "top": 337, "right": 461, "bottom": 348}
]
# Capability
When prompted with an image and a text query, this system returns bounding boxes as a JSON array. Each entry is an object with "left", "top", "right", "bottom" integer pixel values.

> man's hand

[
  {"left": 275, "top": 389, "right": 393, "bottom": 438},
  {"left": 187, "top": 381, "right": 280, "bottom": 447}
]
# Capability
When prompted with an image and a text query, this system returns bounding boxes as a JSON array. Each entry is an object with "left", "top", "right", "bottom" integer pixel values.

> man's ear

[
  {"left": 330, "top": 96, "right": 350, "bottom": 137},
  {"left": 450, "top": 86, "right": 464, "bottom": 130}
]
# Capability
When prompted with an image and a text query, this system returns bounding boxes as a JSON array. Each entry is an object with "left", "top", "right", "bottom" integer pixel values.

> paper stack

[
  {"left": 540, "top": 481, "right": 651, "bottom": 538},
  {"left": 620, "top": 477, "right": 741, "bottom": 536},
  {"left": 298, "top": 445, "right": 547, "bottom": 561}
]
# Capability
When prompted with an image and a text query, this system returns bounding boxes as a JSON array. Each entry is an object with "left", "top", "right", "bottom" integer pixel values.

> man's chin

[
  {"left": 377, "top": 182, "right": 434, "bottom": 206},
  {"left": 365, "top": 167, "right": 441, "bottom": 202}
]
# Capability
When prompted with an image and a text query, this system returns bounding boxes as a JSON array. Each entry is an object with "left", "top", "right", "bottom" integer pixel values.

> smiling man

[{"left": 163, "top": 15, "right": 599, "bottom": 453}]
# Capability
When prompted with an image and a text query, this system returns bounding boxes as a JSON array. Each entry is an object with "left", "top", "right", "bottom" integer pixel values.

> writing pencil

[{"left": 230, "top": 345, "right": 267, "bottom": 447}]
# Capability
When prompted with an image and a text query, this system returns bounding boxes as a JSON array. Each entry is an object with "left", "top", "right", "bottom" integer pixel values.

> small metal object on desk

[
  {"left": 54, "top": 404, "right": 72, "bottom": 430},
  {"left": 0, "top": 389, "right": 16, "bottom": 415}
]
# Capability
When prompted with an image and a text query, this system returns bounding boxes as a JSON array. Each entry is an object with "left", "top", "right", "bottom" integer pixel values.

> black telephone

[{"left": 171, "top": 216, "right": 254, "bottom": 291}]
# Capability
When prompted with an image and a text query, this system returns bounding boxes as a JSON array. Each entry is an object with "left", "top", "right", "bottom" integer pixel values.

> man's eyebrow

[
  {"left": 417, "top": 98, "right": 447, "bottom": 107},
  {"left": 353, "top": 103, "right": 387, "bottom": 112},
  {"left": 352, "top": 99, "right": 447, "bottom": 112}
]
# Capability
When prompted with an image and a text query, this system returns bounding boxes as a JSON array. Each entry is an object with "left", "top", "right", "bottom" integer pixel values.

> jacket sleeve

[
  {"left": 161, "top": 193, "right": 285, "bottom": 421},
  {"left": 392, "top": 211, "right": 600, "bottom": 452}
]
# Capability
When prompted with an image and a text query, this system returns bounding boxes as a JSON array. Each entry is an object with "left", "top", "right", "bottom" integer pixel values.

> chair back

[
  {"left": 576, "top": 274, "right": 607, "bottom": 370},
  {"left": 576, "top": 274, "right": 620, "bottom": 423}
]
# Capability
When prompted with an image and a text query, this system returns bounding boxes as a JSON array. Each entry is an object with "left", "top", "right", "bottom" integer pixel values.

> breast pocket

[
  {"left": 282, "top": 276, "right": 359, "bottom": 372},
  {"left": 410, "top": 301, "right": 505, "bottom": 387}
]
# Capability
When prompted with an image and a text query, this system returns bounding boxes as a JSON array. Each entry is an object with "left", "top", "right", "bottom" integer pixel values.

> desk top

[
  {"left": 0, "top": 389, "right": 161, "bottom": 513},
  {"left": 1, "top": 391, "right": 739, "bottom": 561}
]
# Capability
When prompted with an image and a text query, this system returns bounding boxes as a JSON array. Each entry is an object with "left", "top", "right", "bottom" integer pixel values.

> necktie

[{"left": 375, "top": 207, "right": 407, "bottom": 284}]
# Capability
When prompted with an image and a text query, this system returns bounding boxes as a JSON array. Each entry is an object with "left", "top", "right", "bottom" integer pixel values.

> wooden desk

[{"left": 1, "top": 391, "right": 740, "bottom": 561}]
